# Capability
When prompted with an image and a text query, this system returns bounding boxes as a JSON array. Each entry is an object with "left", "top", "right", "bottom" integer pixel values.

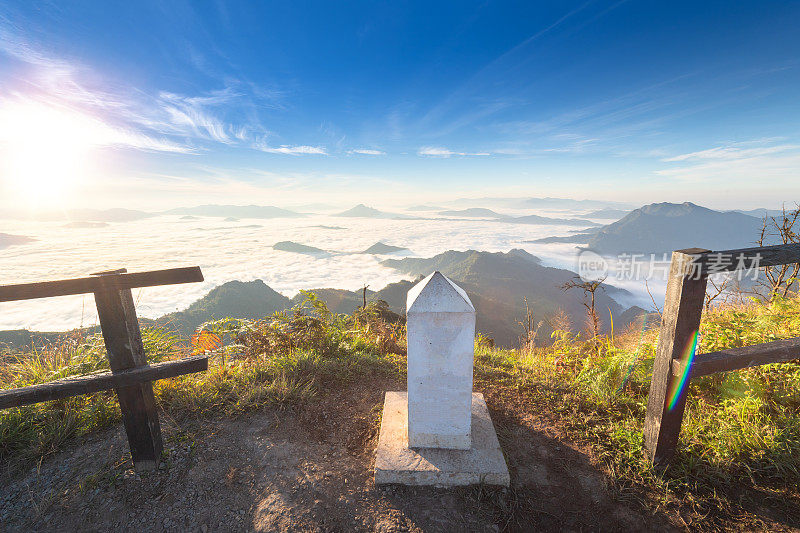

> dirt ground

[{"left": 0, "top": 374, "right": 764, "bottom": 532}]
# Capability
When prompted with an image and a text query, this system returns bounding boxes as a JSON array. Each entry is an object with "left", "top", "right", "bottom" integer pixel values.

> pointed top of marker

[{"left": 406, "top": 271, "right": 475, "bottom": 314}]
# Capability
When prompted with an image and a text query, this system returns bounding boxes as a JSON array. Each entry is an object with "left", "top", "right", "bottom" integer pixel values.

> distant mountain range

[
  {"left": 332, "top": 204, "right": 417, "bottom": 219},
  {"left": 449, "top": 196, "right": 636, "bottom": 211},
  {"left": 155, "top": 249, "right": 636, "bottom": 346},
  {"left": 507, "top": 214, "right": 599, "bottom": 226},
  {"left": 0, "top": 208, "right": 153, "bottom": 223},
  {"left": 167, "top": 205, "right": 304, "bottom": 219},
  {"left": 532, "top": 202, "right": 766, "bottom": 254},
  {"left": 2, "top": 248, "right": 644, "bottom": 349},
  {"left": 438, "top": 208, "right": 504, "bottom": 218},
  {"left": 334, "top": 204, "right": 387, "bottom": 218},
  {"left": 517, "top": 197, "right": 635, "bottom": 210},
  {"left": 583, "top": 208, "right": 631, "bottom": 219},
  {"left": 438, "top": 208, "right": 599, "bottom": 226},
  {"left": 406, "top": 205, "right": 445, "bottom": 211},
  {"left": 0, "top": 233, "right": 35, "bottom": 250},
  {"left": 2, "top": 201, "right": 785, "bottom": 226},
  {"left": 69, "top": 208, "right": 152, "bottom": 222},
  {"left": 63, "top": 222, "right": 109, "bottom": 228},
  {"left": 2, "top": 205, "right": 307, "bottom": 223},
  {"left": 269, "top": 240, "right": 409, "bottom": 256},
  {"left": 732, "top": 208, "right": 788, "bottom": 218},
  {"left": 285, "top": 203, "right": 340, "bottom": 213}
]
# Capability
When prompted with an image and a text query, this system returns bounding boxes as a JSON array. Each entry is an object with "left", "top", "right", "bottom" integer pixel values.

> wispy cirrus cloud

[
  {"left": 0, "top": 14, "right": 70, "bottom": 70},
  {"left": 661, "top": 141, "right": 800, "bottom": 162},
  {"left": 255, "top": 144, "right": 328, "bottom": 155},
  {"left": 0, "top": 93, "right": 195, "bottom": 154},
  {"left": 0, "top": 19, "right": 322, "bottom": 157},
  {"left": 1, "top": 18, "right": 195, "bottom": 154},
  {"left": 156, "top": 91, "right": 238, "bottom": 144},
  {"left": 0, "top": 47, "right": 210, "bottom": 153},
  {"left": 656, "top": 140, "right": 800, "bottom": 185},
  {"left": 348, "top": 149, "right": 385, "bottom": 155},
  {"left": 417, "top": 146, "right": 491, "bottom": 157}
]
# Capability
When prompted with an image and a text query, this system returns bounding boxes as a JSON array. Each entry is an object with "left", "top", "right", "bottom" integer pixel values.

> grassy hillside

[
  {"left": 1, "top": 292, "right": 799, "bottom": 527},
  {"left": 155, "top": 280, "right": 292, "bottom": 336},
  {"left": 382, "top": 248, "right": 630, "bottom": 345},
  {"left": 480, "top": 295, "right": 800, "bottom": 525}
]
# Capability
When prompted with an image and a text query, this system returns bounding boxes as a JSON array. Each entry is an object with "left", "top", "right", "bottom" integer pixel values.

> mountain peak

[
  {"left": 586, "top": 202, "right": 763, "bottom": 254},
  {"left": 334, "top": 204, "right": 390, "bottom": 218},
  {"left": 637, "top": 201, "right": 709, "bottom": 217}
]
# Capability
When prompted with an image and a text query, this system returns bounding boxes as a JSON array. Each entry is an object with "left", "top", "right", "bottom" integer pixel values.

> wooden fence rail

[
  {"left": 0, "top": 355, "right": 207, "bottom": 409},
  {"left": 0, "top": 266, "right": 203, "bottom": 302},
  {"left": 643, "top": 243, "right": 800, "bottom": 466},
  {"left": 0, "top": 267, "right": 207, "bottom": 470}
]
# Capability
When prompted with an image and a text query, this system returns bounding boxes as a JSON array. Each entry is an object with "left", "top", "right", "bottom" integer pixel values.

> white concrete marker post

[
  {"left": 406, "top": 271, "right": 475, "bottom": 449},
  {"left": 374, "top": 271, "right": 510, "bottom": 486}
]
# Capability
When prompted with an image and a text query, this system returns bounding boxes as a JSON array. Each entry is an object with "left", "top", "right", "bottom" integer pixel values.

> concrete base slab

[{"left": 374, "top": 392, "right": 510, "bottom": 486}]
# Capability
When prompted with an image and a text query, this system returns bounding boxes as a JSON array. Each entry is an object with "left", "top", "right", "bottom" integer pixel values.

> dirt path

[{"left": 1, "top": 376, "right": 676, "bottom": 532}]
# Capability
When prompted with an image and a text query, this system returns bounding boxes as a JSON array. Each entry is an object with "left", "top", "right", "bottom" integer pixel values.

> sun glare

[{"left": 0, "top": 101, "right": 103, "bottom": 207}]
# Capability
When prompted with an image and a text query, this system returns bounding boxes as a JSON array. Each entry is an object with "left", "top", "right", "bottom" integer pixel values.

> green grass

[
  {"left": 473, "top": 293, "right": 800, "bottom": 523},
  {"left": 0, "top": 294, "right": 404, "bottom": 465},
  {"left": 2, "top": 291, "right": 799, "bottom": 526}
]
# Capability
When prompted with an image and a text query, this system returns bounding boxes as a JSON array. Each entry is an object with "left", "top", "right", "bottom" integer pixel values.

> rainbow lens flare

[{"left": 667, "top": 329, "right": 700, "bottom": 411}]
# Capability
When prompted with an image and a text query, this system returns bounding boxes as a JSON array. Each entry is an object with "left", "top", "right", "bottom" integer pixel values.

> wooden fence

[
  {"left": 643, "top": 242, "right": 800, "bottom": 466},
  {"left": 0, "top": 267, "right": 207, "bottom": 470}
]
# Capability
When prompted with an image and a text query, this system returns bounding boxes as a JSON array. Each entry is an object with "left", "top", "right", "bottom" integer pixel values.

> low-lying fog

[{"left": 0, "top": 208, "right": 662, "bottom": 331}]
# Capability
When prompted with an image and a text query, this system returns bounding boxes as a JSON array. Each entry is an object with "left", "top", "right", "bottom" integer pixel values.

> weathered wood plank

[
  {"left": 643, "top": 249, "right": 708, "bottom": 466},
  {"left": 686, "top": 243, "right": 800, "bottom": 276},
  {"left": 672, "top": 337, "right": 800, "bottom": 378},
  {"left": 0, "top": 266, "right": 203, "bottom": 303},
  {"left": 94, "top": 279, "right": 163, "bottom": 471},
  {"left": 0, "top": 276, "right": 98, "bottom": 303},
  {"left": 0, "top": 356, "right": 207, "bottom": 409},
  {"left": 121, "top": 266, "right": 204, "bottom": 292}
]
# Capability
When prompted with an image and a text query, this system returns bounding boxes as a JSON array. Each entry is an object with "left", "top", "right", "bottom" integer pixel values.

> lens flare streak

[{"left": 667, "top": 329, "right": 700, "bottom": 411}]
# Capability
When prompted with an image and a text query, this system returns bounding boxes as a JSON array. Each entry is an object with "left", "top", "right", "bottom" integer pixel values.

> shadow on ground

[{"left": 0, "top": 375, "right": 726, "bottom": 531}]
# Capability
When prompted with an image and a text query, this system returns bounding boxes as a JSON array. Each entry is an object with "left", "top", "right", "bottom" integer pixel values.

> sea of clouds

[{"left": 0, "top": 210, "right": 662, "bottom": 331}]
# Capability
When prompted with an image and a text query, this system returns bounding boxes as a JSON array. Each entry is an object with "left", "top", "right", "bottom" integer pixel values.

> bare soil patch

[{"left": 0, "top": 373, "right": 746, "bottom": 531}]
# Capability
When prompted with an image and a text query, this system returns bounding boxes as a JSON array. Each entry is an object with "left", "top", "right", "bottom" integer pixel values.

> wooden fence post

[
  {"left": 93, "top": 269, "right": 163, "bottom": 471},
  {"left": 643, "top": 248, "right": 709, "bottom": 466}
]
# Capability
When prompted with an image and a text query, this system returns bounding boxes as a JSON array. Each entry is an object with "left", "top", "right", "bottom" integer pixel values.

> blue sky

[{"left": 0, "top": 1, "right": 798, "bottom": 210}]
